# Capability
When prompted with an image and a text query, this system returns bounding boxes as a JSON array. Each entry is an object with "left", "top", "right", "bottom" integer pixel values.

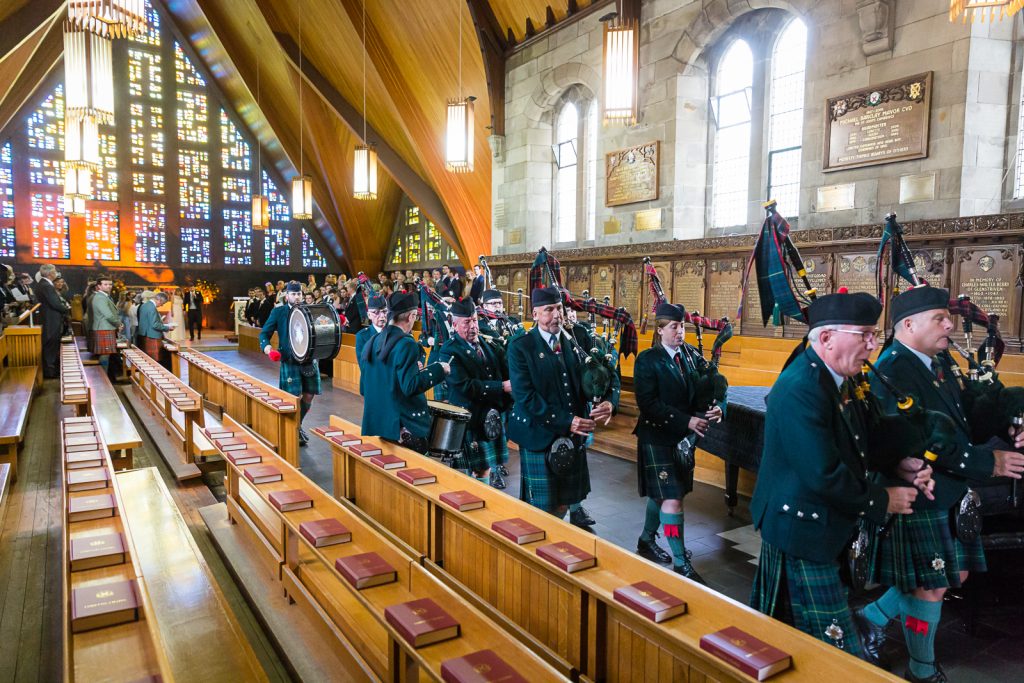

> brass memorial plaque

[
  {"left": 566, "top": 265, "right": 592, "bottom": 299},
  {"left": 837, "top": 252, "right": 878, "bottom": 294},
  {"left": 605, "top": 141, "right": 660, "bottom": 207},
  {"left": 591, "top": 264, "right": 616, "bottom": 307},
  {"left": 824, "top": 72, "right": 932, "bottom": 172},
  {"left": 954, "top": 246, "right": 1020, "bottom": 342},
  {"left": 705, "top": 259, "right": 743, "bottom": 322},
  {"left": 910, "top": 248, "right": 947, "bottom": 288},
  {"left": 672, "top": 260, "right": 706, "bottom": 312},
  {"left": 634, "top": 208, "right": 662, "bottom": 232},
  {"left": 618, "top": 263, "right": 644, "bottom": 320}
]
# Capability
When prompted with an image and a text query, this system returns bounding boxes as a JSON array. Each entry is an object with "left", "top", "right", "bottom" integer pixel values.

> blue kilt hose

[
  {"left": 637, "top": 441, "right": 693, "bottom": 500},
  {"left": 91, "top": 329, "right": 118, "bottom": 356},
  {"left": 869, "top": 507, "right": 986, "bottom": 592},
  {"left": 751, "top": 542, "right": 862, "bottom": 656},
  {"left": 519, "top": 446, "right": 590, "bottom": 513},
  {"left": 279, "top": 360, "right": 322, "bottom": 397}
]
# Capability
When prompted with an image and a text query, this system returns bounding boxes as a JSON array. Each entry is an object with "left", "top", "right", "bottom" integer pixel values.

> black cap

[
  {"left": 389, "top": 291, "right": 417, "bottom": 315},
  {"left": 284, "top": 281, "right": 303, "bottom": 293},
  {"left": 891, "top": 285, "right": 949, "bottom": 324},
  {"left": 531, "top": 285, "right": 561, "bottom": 307},
  {"left": 481, "top": 289, "right": 502, "bottom": 303},
  {"left": 807, "top": 291, "right": 881, "bottom": 329},
  {"left": 449, "top": 298, "right": 476, "bottom": 318},
  {"left": 367, "top": 294, "right": 386, "bottom": 310},
  {"left": 654, "top": 303, "right": 685, "bottom": 322}
]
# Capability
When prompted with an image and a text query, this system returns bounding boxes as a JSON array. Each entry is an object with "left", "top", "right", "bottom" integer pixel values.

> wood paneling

[{"left": 489, "top": 0, "right": 597, "bottom": 43}]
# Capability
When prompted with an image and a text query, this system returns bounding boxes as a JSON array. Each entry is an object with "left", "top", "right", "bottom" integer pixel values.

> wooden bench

[
  {"left": 315, "top": 417, "right": 898, "bottom": 682},
  {"left": 0, "top": 462, "right": 9, "bottom": 516},
  {"left": 60, "top": 342, "right": 91, "bottom": 416},
  {"left": 177, "top": 348, "right": 300, "bottom": 467},
  {"left": 73, "top": 336, "right": 100, "bottom": 366},
  {"left": 237, "top": 323, "right": 275, "bottom": 354},
  {"left": 209, "top": 413, "right": 564, "bottom": 682},
  {"left": 60, "top": 416, "right": 267, "bottom": 682},
  {"left": 0, "top": 364, "right": 37, "bottom": 483},
  {"left": 83, "top": 366, "right": 142, "bottom": 470}
]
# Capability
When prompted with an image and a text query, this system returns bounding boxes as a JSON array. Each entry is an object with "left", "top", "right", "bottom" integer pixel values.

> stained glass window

[
  {"left": 406, "top": 206, "right": 419, "bottom": 225},
  {"left": 262, "top": 170, "right": 290, "bottom": 222},
  {"left": 29, "top": 158, "right": 63, "bottom": 186},
  {"left": 134, "top": 201, "right": 166, "bottom": 263},
  {"left": 0, "top": 142, "right": 13, "bottom": 219},
  {"left": 178, "top": 150, "right": 210, "bottom": 220},
  {"left": 222, "top": 176, "right": 250, "bottom": 203},
  {"left": 174, "top": 43, "right": 206, "bottom": 88},
  {"left": 264, "top": 227, "right": 290, "bottom": 266},
  {"left": 31, "top": 193, "right": 69, "bottom": 259},
  {"left": 220, "top": 110, "right": 250, "bottom": 171},
  {"left": 128, "top": 49, "right": 162, "bottom": 100},
  {"left": 426, "top": 221, "right": 441, "bottom": 261},
  {"left": 85, "top": 207, "right": 120, "bottom": 261},
  {"left": 554, "top": 101, "right": 578, "bottom": 242},
  {"left": 406, "top": 232, "right": 422, "bottom": 263},
  {"left": 223, "top": 209, "right": 252, "bottom": 265},
  {"left": 181, "top": 226, "right": 211, "bottom": 264},
  {"left": 0, "top": 228, "right": 13, "bottom": 259},
  {"left": 27, "top": 84, "right": 64, "bottom": 151},
  {"left": 389, "top": 237, "right": 403, "bottom": 265},
  {"left": 93, "top": 130, "right": 118, "bottom": 201},
  {"left": 133, "top": 172, "right": 164, "bottom": 195},
  {"left": 302, "top": 229, "right": 326, "bottom": 269},
  {"left": 129, "top": 102, "right": 164, "bottom": 167},
  {"left": 176, "top": 89, "right": 208, "bottom": 144},
  {"left": 712, "top": 40, "right": 753, "bottom": 229},
  {"left": 129, "top": 0, "right": 161, "bottom": 47}
]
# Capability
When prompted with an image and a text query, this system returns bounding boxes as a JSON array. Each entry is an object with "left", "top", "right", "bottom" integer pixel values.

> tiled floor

[{"left": 199, "top": 348, "right": 1024, "bottom": 682}]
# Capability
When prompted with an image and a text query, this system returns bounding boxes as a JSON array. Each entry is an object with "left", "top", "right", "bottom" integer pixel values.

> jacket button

[
  {"left": 869, "top": 500, "right": 874, "bottom": 506},
  {"left": 796, "top": 511, "right": 804, "bottom": 518},
  {"left": 960, "top": 463, "right": 966, "bottom": 469},
  {"left": 811, "top": 512, "right": 819, "bottom": 519},
  {"left": 782, "top": 504, "right": 790, "bottom": 511}
]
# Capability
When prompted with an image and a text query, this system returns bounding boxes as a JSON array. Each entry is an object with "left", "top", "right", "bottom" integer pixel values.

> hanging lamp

[
  {"left": 67, "top": 0, "right": 147, "bottom": 39},
  {"left": 353, "top": 0, "right": 378, "bottom": 199},
  {"left": 63, "top": 166, "right": 91, "bottom": 217},
  {"left": 251, "top": 54, "right": 269, "bottom": 229},
  {"left": 63, "top": 21, "right": 115, "bottom": 124},
  {"left": 949, "top": 0, "right": 1022, "bottom": 22},
  {"left": 601, "top": 4, "right": 639, "bottom": 125},
  {"left": 291, "top": 10, "right": 314, "bottom": 219},
  {"left": 445, "top": 0, "right": 474, "bottom": 172}
]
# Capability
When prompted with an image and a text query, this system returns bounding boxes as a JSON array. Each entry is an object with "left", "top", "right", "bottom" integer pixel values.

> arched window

[
  {"left": 554, "top": 101, "right": 579, "bottom": 242},
  {"left": 1015, "top": 70, "right": 1024, "bottom": 198},
  {"left": 711, "top": 40, "right": 753, "bottom": 229},
  {"left": 585, "top": 99, "right": 598, "bottom": 241},
  {"left": 767, "top": 19, "right": 807, "bottom": 217}
]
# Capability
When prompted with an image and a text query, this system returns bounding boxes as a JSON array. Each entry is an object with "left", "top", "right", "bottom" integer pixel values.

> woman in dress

[{"left": 167, "top": 287, "right": 187, "bottom": 343}]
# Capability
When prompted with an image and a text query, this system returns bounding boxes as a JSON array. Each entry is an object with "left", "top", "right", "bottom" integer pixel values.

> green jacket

[
  {"left": 439, "top": 334, "right": 510, "bottom": 435},
  {"left": 137, "top": 299, "right": 171, "bottom": 339},
  {"left": 354, "top": 325, "right": 381, "bottom": 396},
  {"left": 870, "top": 340, "right": 996, "bottom": 510},
  {"left": 259, "top": 304, "right": 297, "bottom": 360},
  {"left": 89, "top": 291, "right": 120, "bottom": 331},
  {"left": 750, "top": 346, "right": 890, "bottom": 563}
]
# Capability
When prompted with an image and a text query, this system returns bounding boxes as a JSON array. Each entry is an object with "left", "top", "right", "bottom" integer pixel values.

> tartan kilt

[
  {"left": 91, "top": 329, "right": 117, "bottom": 356},
  {"left": 519, "top": 446, "right": 591, "bottom": 513},
  {"left": 751, "top": 542, "right": 861, "bottom": 656},
  {"left": 868, "top": 508, "right": 986, "bottom": 592},
  {"left": 279, "top": 360, "right": 322, "bottom": 397},
  {"left": 480, "top": 431, "right": 509, "bottom": 467},
  {"left": 141, "top": 335, "right": 164, "bottom": 361},
  {"left": 432, "top": 381, "right": 450, "bottom": 403},
  {"left": 449, "top": 431, "right": 491, "bottom": 474},
  {"left": 637, "top": 441, "right": 693, "bottom": 500}
]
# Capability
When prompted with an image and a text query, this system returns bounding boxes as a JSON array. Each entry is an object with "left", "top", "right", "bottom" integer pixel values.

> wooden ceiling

[{"left": 0, "top": 0, "right": 602, "bottom": 272}]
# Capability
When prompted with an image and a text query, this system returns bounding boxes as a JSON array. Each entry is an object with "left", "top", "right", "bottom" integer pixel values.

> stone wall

[{"left": 492, "top": 0, "right": 1022, "bottom": 254}]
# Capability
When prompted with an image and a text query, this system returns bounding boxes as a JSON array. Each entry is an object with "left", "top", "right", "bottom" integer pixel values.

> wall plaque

[
  {"left": 899, "top": 173, "right": 935, "bottom": 204},
  {"left": 824, "top": 71, "right": 932, "bottom": 172},
  {"left": 605, "top": 141, "right": 660, "bottom": 207},
  {"left": 617, "top": 263, "right": 644, "bottom": 322},
  {"left": 603, "top": 217, "right": 621, "bottom": 235},
  {"left": 634, "top": 208, "right": 662, "bottom": 231},
  {"left": 954, "top": 246, "right": 1020, "bottom": 343},
  {"left": 566, "top": 265, "right": 592, "bottom": 298},
  {"left": 705, "top": 259, "right": 743, "bottom": 321},
  {"left": 672, "top": 260, "right": 706, "bottom": 312},
  {"left": 837, "top": 252, "right": 878, "bottom": 294},
  {"left": 591, "top": 264, "right": 616, "bottom": 306},
  {"left": 506, "top": 229, "right": 523, "bottom": 245},
  {"left": 815, "top": 183, "right": 856, "bottom": 212}
]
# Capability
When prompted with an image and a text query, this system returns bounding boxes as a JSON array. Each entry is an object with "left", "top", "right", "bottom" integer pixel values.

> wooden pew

[
  {"left": 162, "top": 341, "right": 181, "bottom": 376},
  {"left": 211, "top": 414, "right": 565, "bottom": 682},
  {"left": 0, "top": 463, "right": 9, "bottom": 516},
  {"left": 121, "top": 347, "right": 211, "bottom": 481},
  {"left": 83, "top": 366, "right": 142, "bottom": 470},
  {"left": 60, "top": 341, "right": 91, "bottom": 416},
  {"left": 60, "top": 416, "right": 267, "bottom": 682},
  {"left": 176, "top": 348, "right": 300, "bottom": 468},
  {"left": 315, "top": 417, "right": 898, "bottom": 682},
  {"left": 0, "top": 327, "right": 38, "bottom": 483},
  {"left": 238, "top": 323, "right": 275, "bottom": 354}
]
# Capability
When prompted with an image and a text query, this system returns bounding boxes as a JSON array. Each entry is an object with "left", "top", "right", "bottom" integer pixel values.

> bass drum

[{"left": 288, "top": 303, "right": 342, "bottom": 364}]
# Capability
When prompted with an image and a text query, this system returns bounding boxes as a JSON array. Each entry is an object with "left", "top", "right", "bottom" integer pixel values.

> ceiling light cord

[
  {"left": 458, "top": 0, "right": 462, "bottom": 101},
  {"left": 299, "top": 9, "right": 304, "bottom": 175},
  {"left": 362, "top": 0, "right": 367, "bottom": 143}
]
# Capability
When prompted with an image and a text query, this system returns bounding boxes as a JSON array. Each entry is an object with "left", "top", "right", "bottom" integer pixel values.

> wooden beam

[
  {"left": 466, "top": 0, "right": 507, "bottom": 137},
  {"left": 273, "top": 31, "right": 462, "bottom": 269},
  {"left": 0, "top": 19, "right": 62, "bottom": 141},
  {"left": 0, "top": 0, "right": 63, "bottom": 63},
  {"left": 510, "top": 0, "right": 614, "bottom": 56}
]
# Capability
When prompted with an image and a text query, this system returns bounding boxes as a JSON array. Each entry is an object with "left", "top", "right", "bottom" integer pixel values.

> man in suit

[
  {"left": 749, "top": 291, "right": 931, "bottom": 656},
  {"left": 35, "top": 264, "right": 69, "bottom": 379},
  {"left": 856, "top": 286, "right": 1024, "bottom": 681},
  {"left": 354, "top": 294, "right": 387, "bottom": 397},
  {"left": 360, "top": 291, "right": 449, "bottom": 449},
  {"left": 257, "top": 289, "right": 275, "bottom": 326},
  {"left": 438, "top": 264, "right": 462, "bottom": 300},
  {"left": 439, "top": 299, "right": 513, "bottom": 485},
  {"left": 468, "top": 265, "right": 485, "bottom": 304},
  {"left": 89, "top": 275, "right": 122, "bottom": 378},
  {"left": 184, "top": 286, "right": 203, "bottom": 341},
  {"left": 137, "top": 291, "right": 175, "bottom": 367},
  {"left": 507, "top": 286, "right": 619, "bottom": 520}
]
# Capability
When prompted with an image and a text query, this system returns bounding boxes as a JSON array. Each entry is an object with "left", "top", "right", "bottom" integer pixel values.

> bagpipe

[
  {"left": 414, "top": 277, "right": 454, "bottom": 348},
  {"left": 475, "top": 255, "right": 526, "bottom": 345},
  {"left": 643, "top": 256, "right": 732, "bottom": 412},
  {"left": 353, "top": 271, "right": 374, "bottom": 324}
]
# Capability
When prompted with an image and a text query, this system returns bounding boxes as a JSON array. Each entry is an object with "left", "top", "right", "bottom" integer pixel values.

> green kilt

[
  {"left": 519, "top": 446, "right": 590, "bottom": 514},
  {"left": 279, "top": 360, "right": 322, "bottom": 397},
  {"left": 637, "top": 441, "right": 693, "bottom": 500},
  {"left": 751, "top": 542, "right": 861, "bottom": 656},
  {"left": 480, "top": 426, "right": 508, "bottom": 467},
  {"left": 868, "top": 508, "right": 986, "bottom": 592},
  {"left": 448, "top": 429, "right": 492, "bottom": 475}
]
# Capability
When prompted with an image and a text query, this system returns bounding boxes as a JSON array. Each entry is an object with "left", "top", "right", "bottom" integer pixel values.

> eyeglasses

[{"left": 830, "top": 328, "right": 880, "bottom": 342}]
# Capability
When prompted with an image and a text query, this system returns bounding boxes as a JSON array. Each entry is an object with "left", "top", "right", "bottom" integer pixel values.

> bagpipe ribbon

[
  {"left": 354, "top": 272, "right": 373, "bottom": 323},
  {"left": 876, "top": 213, "right": 922, "bottom": 304},
  {"left": 740, "top": 203, "right": 811, "bottom": 326},
  {"left": 416, "top": 282, "right": 453, "bottom": 344}
]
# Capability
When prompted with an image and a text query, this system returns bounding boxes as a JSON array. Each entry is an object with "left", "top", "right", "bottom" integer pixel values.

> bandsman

[{"left": 354, "top": 294, "right": 387, "bottom": 397}]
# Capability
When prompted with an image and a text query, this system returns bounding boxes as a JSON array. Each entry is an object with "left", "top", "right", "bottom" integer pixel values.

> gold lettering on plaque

[
  {"left": 672, "top": 260, "right": 705, "bottom": 312},
  {"left": 634, "top": 208, "right": 662, "bottom": 231},
  {"left": 824, "top": 72, "right": 932, "bottom": 172},
  {"left": 604, "top": 217, "right": 621, "bottom": 235},
  {"left": 591, "top": 265, "right": 615, "bottom": 306},
  {"left": 605, "top": 141, "right": 659, "bottom": 207}
]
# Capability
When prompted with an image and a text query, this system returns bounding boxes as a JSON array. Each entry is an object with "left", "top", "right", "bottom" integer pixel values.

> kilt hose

[
  {"left": 519, "top": 446, "right": 590, "bottom": 514},
  {"left": 279, "top": 360, "right": 322, "bottom": 397},
  {"left": 637, "top": 441, "right": 693, "bottom": 500},
  {"left": 751, "top": 542, "right": 862, "bottom": 656},
  {"left": 91, "top": 329, "right": 117, "bottom": 356},
  {"left": 869, "top": 507, "right": 986, "bottom": 592}
]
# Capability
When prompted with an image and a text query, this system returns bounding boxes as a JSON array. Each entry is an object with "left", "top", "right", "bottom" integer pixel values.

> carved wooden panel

[
  {"left": 671, "top": 260, "right": 705, "bottom": 313},
  {"left": 566, "top": 265, "right": 592, "bottom": 298},
  {"left": 954, "top": 245, "right": 1021, "bottom": 343},
  {"left": 705, "top": 259, "right": 743, "bottom": 321},
  {"left": 617, "top": 263, "right": 643, "bottom": 322},
  {"left": 591, "top": 264, "right": 616, "bottom": 307}
]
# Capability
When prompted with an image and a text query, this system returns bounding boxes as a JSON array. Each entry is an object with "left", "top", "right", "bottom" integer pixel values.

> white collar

[{"left": 663, "top": 344, "right": 681, "bottom": 359}]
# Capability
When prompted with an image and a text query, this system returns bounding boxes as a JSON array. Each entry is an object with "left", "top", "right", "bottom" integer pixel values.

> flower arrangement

[{"left": 193, "top": 278, "right": 221, "bottom": 304}]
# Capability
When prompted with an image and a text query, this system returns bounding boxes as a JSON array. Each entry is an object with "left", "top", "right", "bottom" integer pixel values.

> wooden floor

[{"left": 0, "top": 378, "right": 293, "bottom": 683}]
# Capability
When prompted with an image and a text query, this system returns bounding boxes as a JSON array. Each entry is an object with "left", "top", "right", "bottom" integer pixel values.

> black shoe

[
  {"left": 852, "top": 607, "right": 888, "bottom": 668},
  {"left": 569, "top": 506, "right": 595, "bottom": 527},
  {"left": 498, "top": 464, "right": 509, "bottom": 476},
  {"left": 298, "top": 428, "right": 309, "bottom": 446},
  {"left": 636, "top": 536, "right": 671, "bottom": 564},
  {"left": 490, "top": 471, "right": 506, "bottom": 489},
  {"left": 904, "top": 663, "right": 947, "bottom": 683},
  {"left": 673, "top": 560, "right": 706, "bottom": 585}
]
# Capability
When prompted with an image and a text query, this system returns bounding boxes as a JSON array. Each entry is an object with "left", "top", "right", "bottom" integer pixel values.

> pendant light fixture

[
  {"left": 353, "top": 0, "right": 378, "bottom": 200},
  {"left": 601, "top": 3, "right": 639, "bottom": 126},
  {"left": 950, "top": 0, "right": 1022, "bottom": 22},
  {"left": 291, "top": 10, "right": 314, "bottom": 219},
  {"left": 252, "top": 54, "right": 269, "bottom": 229},
  {"left": 63, "top": 21, "right": 115, "bottom": 123},
  {"left": 67, "top": 0, "right": 147, "bottom": 39},
  {"left": 63, "top": 166, "right": 91, "bottom": 217},
  {"left": 445, "top": 0, "right": 474, "bottom": 173}
]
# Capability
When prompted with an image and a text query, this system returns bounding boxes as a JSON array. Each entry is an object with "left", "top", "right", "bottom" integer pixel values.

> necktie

[
  {"left": 475, "top": 343, "right": 484, "bottom": 361},
  {"left": 551, "top": 335, "right": 561, "bottom": 355},
  {"left": 673, "top": 352, "right": 684, "bottom": 375},
  {"left": 930, "top": 357, "right": 944, "bottom": 382}
]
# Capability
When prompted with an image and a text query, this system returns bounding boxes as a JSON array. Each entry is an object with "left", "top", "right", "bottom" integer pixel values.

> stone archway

[{"left": 521, "top": 61, "right": 602, "bottom": 128}]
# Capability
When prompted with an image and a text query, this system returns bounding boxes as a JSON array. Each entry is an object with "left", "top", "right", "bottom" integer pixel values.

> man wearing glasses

[{"left": 750, "top": 291, "right": 933, "bottom": 657}]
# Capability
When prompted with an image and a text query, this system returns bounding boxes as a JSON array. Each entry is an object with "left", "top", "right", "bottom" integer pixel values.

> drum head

[
  {"left": 288, "top": 306, "right": 313, "bottom": 363},
  {"left": 427, "top": 400, "right": 471, "bottom": 419}
]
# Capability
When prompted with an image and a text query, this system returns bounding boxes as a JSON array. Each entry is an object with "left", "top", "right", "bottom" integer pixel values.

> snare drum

[
  {"left": 288, "top": 303, "right": 342, "bottom": 364},
  {"left": 427, "top": 400, "right": 471, "bottom": 457}
]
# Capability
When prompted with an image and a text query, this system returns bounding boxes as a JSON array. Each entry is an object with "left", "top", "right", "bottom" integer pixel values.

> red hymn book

[
  {"left": 699, "top": 627, "right": 792, "bottom": 680},
  {"left": 384, "top": 597, "right": 460, "bottom": 648},
  {"left": 440, "top": 649, "right": 527, "bottom": 683},
  {"left": 612, "top": 581, "right": 687, "bottom": 623},
  {"left": 268, "top": 489, "right": 314, "bottom": 512},
  {"left": 335, "top": 552, "right": 397, "bottom": 589},
  {"left": 535, "top": 542, "right": 596, "bottom": 573},
  {"left": 440, "top": 490, "right": 485, "bottom": 512},
  {"left": 299, "top": 518, "right": 352, "bottom": 547}
]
